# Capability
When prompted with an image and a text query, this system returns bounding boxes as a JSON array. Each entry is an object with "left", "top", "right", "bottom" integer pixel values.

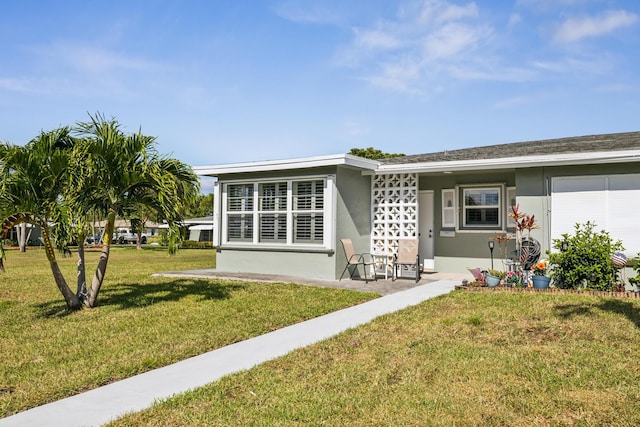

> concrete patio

[{"left": 153, "top": 268, "right": 469, "bottom": 296}]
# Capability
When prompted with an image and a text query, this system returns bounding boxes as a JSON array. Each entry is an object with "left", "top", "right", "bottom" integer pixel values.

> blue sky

[{"left": 2, "top": 1, "right": 639, "bottom": 193}]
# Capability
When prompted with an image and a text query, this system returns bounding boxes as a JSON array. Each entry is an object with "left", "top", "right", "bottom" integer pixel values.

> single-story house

[
  {"left": 183, "top": 216, "right": 214, "bottom": 242},
  {"left": 193, "top": 131, "right": 640, "bottom": 280}
]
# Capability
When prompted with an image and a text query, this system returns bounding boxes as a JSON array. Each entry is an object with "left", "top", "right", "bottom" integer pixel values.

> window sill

[{"left": 218, "top": 244, "right": 334, "bottom": 254}]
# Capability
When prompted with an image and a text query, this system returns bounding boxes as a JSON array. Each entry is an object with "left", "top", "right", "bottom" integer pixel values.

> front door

[{"left": 418, "top": 191, "right": 435, "bottom": 271}]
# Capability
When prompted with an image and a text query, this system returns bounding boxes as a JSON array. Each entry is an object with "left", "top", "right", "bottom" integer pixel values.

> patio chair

[
  {"left": 339, "top": 239, "right": 376, "bottom": 283},
  {"left": 392, "top": 238, "right": 421, "bottom": 283}
]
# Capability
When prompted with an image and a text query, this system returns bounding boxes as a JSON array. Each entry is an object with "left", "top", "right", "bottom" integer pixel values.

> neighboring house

[
  {"left": 91, "top": 219, "right": 163, "bottom": 239},
  {"left": 183, "top": 216, "right": 214, "bottom": 242},
  {"left": 194, "top": 131, "right": 640, "bottom": 280}
]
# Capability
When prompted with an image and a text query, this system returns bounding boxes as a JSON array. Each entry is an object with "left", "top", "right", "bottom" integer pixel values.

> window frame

[
  {"left": 220, "top": 175, "right": 334, "bottom": 249},
  {"left": 461, "top": 185, "right": 502, "bottom": 229}
]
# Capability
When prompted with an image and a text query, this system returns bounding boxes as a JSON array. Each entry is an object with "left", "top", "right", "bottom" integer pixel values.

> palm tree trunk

[
  {"left": 76, "top": 236, "right": 88, "bottom": 302},
  {"left": 42, "top": 227, "right": 81, "bottom": 309},
  {"left": 85, "top": 211, "right": 115, "bottom": 308},
  {"left": 18, "top": 223, "right": 26, "bottom": 252}
]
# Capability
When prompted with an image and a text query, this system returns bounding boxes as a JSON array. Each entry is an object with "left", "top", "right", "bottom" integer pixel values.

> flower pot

[
  {"left": 485, "top": 274, "right": 501, "bottom": 287},
  {"left": 532, "top": 275, "right": 551, "bottom": 289}
]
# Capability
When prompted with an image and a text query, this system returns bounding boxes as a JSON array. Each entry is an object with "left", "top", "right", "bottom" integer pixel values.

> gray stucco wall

[
  {"left": 516, "top": 162, "right": 640, "bottom": 257},
  {"left": 419, "top": 171, "right": 517, "bottom": 273},
  {"left": 420, "top": 162, "right": 640, "bottom": 274},
  {"left": 334, "top": 167, "right": 373, "bottom": 279}
]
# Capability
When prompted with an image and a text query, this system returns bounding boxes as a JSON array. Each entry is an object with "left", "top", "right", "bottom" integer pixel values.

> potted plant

[
  {"left": 486, "top": 269, "right": 505, "bottom": 287},
  {"left": 531, "top": 259, "right": 551, "bottom": 289}
]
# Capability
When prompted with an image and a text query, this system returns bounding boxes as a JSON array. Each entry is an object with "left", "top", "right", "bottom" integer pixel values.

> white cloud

[
  {"left": 417, "top": 0, "right": 479, "bottom": 25},
  {"left": 273, "top": 0, "right": 345, "bottom": 25},
  {"left": 508, "top": 13, "right": 522, "bottom": 28},
  {"left": 354, "top": 29, "right": 401, "bottom": 50},
  {"left": 423, "top": 23, "right": 490, "bottom": 61},
  {"left": 46, "top": 42, "right": 156, "bottom": 73},
  {"left": 339, "top": 1, "right": 497, "bottom": 93},
  {"left": 365, "top": 60, "right": 422, "bottom": 94},
  {"left": 0, "top": 78, "right": 32, "bottom": 93},
  {"left": 553, "top": 10, "right": 639, "bottom": 43}
]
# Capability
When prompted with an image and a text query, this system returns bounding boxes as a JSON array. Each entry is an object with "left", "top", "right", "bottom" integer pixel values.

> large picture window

[
  {"left": 462, "top": 187, "right": 501, "bottom": 228},
  {"left": 223, "top": 178, "right": 329, "bottom": 246}
]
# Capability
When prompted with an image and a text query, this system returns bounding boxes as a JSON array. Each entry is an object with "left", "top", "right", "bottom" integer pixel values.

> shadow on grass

[
  {"left": 35, "top": 279, "right": 247, "bottom": 318},
  {"left": 554, "top": 298, "right": 640, "bottom": 329}
]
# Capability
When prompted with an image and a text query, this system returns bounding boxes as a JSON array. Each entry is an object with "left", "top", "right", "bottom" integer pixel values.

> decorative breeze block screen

[{"left": 371, "top": 173, "right": 418, "bottom": 260}]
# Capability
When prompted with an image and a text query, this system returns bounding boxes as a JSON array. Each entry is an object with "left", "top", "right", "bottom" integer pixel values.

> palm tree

[
  {"left": 72, "top": 113, "right": 200, "bottom": 307},
  {"left": 0, "top": 128, "right": 82, "bottom": 309},
  {"left": 0, "top": 114, "right": 200, "bottom": 310}
]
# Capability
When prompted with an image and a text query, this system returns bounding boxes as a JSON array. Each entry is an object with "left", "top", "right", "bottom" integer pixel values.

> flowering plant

[
  {"left": 531, "top": 259, "right": 549, "bottom": 276},
  {"left": 505, "top": 270, "right": 523, "bottom": 286}
]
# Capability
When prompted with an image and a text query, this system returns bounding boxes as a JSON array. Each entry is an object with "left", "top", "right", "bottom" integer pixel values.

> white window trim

[
  {"left": 218, "top": 174, "right": 334, "bottom": 250},
  {"left": 461, "top": 185, "right": 503, "bottom": 229},
  {"left": 449, "top": 183, "right": 507, "bottom": 232}
]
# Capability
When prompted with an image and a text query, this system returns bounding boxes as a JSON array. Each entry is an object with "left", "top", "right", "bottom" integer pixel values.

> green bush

[
  {"left": 629, "top": 256, "right": 640, "bottom": 289},
  {"left": 548, "top": 221, "right": 624, "bottom": 291},
  {"left": 181, "top": 240, "right": 213, "bottom": 249}
]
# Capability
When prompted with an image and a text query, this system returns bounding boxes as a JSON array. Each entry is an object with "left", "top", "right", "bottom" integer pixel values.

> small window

[{"left": 462, "top": 187, "right": 501, "bottom": 228}]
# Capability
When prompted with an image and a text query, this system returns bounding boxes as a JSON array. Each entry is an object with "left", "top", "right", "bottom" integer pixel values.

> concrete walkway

[{"left": 0, "top": 280, "right": 458, "bottom": 427}]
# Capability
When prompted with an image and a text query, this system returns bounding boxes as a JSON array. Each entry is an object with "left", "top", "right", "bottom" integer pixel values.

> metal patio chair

[
  {"left": 339, "top": 238, "right": 376, "bottom": 283},
  {"left": 392, "top": 238, "right": 421, "bottom": 283}
]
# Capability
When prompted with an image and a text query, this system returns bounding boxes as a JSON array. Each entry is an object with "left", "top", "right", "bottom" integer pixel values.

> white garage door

[{"left": 551, "top": 174, "right": 640, "bottom": 256}]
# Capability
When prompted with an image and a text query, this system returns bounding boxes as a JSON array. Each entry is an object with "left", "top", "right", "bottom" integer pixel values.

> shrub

[
  {"left": 629, "top": 256, "right": 640, "bottom": 290},
  {"left": 548, "top": 221, "right": 623, "bottom": 291}
]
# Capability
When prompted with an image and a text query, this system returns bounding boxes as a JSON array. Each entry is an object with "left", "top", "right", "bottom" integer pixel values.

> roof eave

[
  {"left": 376, "top": 150, "right": 640, "bottom": 174},
  {"left": 193, "top": 154, "right": 380, "bottom": 176}
]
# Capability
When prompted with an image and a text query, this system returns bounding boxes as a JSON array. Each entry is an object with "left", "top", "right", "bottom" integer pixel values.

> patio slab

[{"left": 153, "top": 268, "right": 469, "bottom": 295}]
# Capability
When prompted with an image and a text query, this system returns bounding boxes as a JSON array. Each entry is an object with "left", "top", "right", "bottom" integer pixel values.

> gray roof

[{"left": 380, "top": 131, "right": 640, "bottom": 165}]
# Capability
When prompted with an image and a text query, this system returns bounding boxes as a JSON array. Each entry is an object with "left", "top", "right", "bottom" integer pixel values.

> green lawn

[
  {"left": 107, "top": 291, "right": 640, "bottom": 426},
  {"left": 0, "top": 247, "right": 377, "bottom": 417}
]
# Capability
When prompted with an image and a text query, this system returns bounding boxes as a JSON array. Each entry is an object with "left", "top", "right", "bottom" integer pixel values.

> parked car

[
  {"left": 113, "top": 228, "right": 148, "bottom": 244},
  {"left": 86, "top": 233, "right": 103, "bottom": 245}
]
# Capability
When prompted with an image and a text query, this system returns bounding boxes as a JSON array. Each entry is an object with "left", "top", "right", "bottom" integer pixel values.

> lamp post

[
  {"left": 488, "top": 240, "right": 495, "bottom": 270},
  {"left": 561, "top": 240, "right": 569, "bottom": 252}
]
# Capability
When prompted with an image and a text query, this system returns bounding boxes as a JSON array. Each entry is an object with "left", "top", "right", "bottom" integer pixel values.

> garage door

[{"left": 551, "top": 174, "right": 640, "bottom": 256}]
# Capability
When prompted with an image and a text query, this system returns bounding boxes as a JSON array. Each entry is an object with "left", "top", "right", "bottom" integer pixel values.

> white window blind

[
  {"left": 221, "top": 177, "right": 329, "bottom": 247},
  {"left": 462, "top": 187, "right": 501, "bottom": 228}
]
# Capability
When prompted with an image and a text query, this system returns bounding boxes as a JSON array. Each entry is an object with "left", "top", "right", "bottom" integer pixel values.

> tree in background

[
  {"left": 185, "top": 193, "right": 214, "bottom": 218},
  {"left": 348, "top": 147, "right": 405, "bottom": 160}
]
